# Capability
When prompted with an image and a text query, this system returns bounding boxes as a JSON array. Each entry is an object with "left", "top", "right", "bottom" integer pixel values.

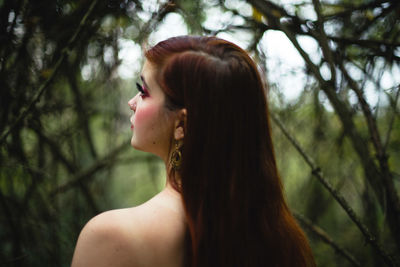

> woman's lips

[{"left": 130, "top": 118, "right": 134, "bottom": 130}]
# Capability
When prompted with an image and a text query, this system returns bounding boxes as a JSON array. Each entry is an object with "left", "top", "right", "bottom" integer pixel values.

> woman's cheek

[{"left": 134, "top": 104, "right": 159, "bottom": 128}]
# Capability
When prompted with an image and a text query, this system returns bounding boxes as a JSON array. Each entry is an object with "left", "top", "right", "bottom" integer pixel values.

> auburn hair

[{"left": 145, "top": 36, "right": 315, "bottom": 267}]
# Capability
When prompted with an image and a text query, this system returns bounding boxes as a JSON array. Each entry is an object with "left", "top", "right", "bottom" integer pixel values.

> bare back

[{"left": 71, "top": 187, "right": 186, "bottom": 267}]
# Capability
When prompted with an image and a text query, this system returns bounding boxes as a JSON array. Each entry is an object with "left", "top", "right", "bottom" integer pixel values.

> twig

[
  {"left": 312, "top": 0, "right": 336, "bottom": 84},
  {"left": 321, "top": 0, "right": 391, "bottom": 20},
  {"left": 337, "top": 62, "right": 384, "bottom": 159},
  {"left": 270, "top": 113, "right": 397, "bottom": 267},
  {"left": 0, "top": 0, "right": 100, "bottom": 146},
  {"left": 328, "top": 36, "right": 400, "bottom": 48},
  {"left": 136, "top": 0, "right": 177, "bottom": 44},
  {"left": 384, "top": 85, "right": 400, "bottom": 150},
  {"left": 338, "top": 61, "right": 400, "bottom": 236},
  {"left": 66, "top": 62, "right": 98, "bottom": 159},
  {"left": 50, "top": 140, "right": 130, "bottom": 197},
  {"left": 294, "top": 212, "right": 362, "bottom": 267}
]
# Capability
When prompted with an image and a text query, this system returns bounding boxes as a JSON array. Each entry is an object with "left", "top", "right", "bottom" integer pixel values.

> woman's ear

[{"left": 174, "top": 108, "right": 187, "bottom": 140}]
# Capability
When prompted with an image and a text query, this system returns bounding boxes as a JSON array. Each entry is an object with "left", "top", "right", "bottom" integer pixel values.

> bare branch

[
  {"left": 337, "top": 61, "right": 400, "bottom": 230},
  {"left": 337, "top": 62, "right": 383, "bottom": 156},
  {"left": 136, "top": 1, "right": 177, "bottom": 43},
  {"left": 66, "top": 62, "right": 98, "bottom": 159},
  {"left": 294, "top": 212, "right": 362, "bottom": 267},
  {"left": 328, "top": 36, "right": 400, "bottom": 49},
  {"left": 247, "top": 0, "right": 400, "bottom": 258},
  {"left": 384, "top": 85, "right": 400, "bottom": 150},
  {"left": 50, "top": 140, "right": 130, "bottom": 196},
  {"left": 0, "top": 0, "right": 100, "bottom": 146},
  {"left": 312, "top": 0, "right": 336, "bottom": 84},
  {"left": 270, "top": 113, "right": 397, "bottom": 267},
  {"left": 322, "top": 0, "right": 392, "bottom": 20}
]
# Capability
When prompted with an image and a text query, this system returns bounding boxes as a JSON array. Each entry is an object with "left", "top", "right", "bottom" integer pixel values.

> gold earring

[{"left": 170, "top": 141, "right": 182, "bottom": 171}]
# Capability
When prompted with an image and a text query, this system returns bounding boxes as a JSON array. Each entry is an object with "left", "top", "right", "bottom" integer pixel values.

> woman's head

[
  {"left": 144, "top": 36, "right": 273, "bottom": 181},
  {"left": 135, "top": 36, "right": 314, "bottom": 267}
]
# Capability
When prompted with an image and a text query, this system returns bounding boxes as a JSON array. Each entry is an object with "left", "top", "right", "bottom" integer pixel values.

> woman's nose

[{"left": 128, "top": 96, "right": 137, "bottom": 111}]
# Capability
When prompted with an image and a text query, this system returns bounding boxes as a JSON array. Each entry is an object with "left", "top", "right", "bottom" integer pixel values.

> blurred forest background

[{"left": 0, "top": 0, "right": 399, "bottom": 266}]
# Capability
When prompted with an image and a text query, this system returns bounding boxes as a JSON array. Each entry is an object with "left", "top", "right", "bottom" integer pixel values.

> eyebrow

[{"left": 140, "top": 75, "right": 150, "bottom": 90}]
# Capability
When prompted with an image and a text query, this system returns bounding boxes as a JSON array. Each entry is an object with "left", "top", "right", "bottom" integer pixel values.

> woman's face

[{"left": 128, "top": 60, "right": 175, "bottom": 162}]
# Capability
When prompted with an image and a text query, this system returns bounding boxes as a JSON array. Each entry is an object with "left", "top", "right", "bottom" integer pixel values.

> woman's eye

[{"left": 136, "top": 82, "right": 149, "bottom": 97}]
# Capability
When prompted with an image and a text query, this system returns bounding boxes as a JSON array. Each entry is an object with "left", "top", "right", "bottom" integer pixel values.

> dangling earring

[{"left": 170, "top": 140, "right": 183, "bottom": 171}]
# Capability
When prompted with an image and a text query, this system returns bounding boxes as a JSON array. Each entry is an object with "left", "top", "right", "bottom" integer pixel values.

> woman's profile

[{"left": 71, "top": 35, "right": 316, "bottom": 267}]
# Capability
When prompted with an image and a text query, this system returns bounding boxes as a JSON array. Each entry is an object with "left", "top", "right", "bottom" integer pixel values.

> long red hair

[{"left": 145, "top": 36, "right": 315, "bottom": 267}]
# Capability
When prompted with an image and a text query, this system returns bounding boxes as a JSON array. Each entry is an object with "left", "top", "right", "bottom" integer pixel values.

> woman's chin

[
  {"left": 130, "top": 137, "right": 140, "bottom": 150},
  {"left": 130, "top": 139, "right": 148, "bottom": 154}
]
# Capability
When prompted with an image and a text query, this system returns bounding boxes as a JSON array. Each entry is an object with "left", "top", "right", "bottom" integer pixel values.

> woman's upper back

[{"left": 71, "top": 187, "right": 186, "bottom": 267}]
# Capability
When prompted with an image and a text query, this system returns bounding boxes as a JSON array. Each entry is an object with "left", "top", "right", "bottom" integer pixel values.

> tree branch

[
  {"left": 337, "top": 60, "right": 400, "bottom": 235},
  {"left": 328, "top": 36, "right": 400, "bottom": 48},
  {"left": 384, "top": 85, "right": 400, "bottom": 150},
  {"left": 50, "top": 140, "right": 130, "bottom": 197},
  {"left": 66, "top": 61, "right": 98, "bottom": 159},
  {"left": 247, "top": 0, "right": 400, "bottom": 258},
  {"left": 322, "top": 0, "right": 391, "bottom": 20},
  {"left": 136, "top": 0, "right": 177, "bottom": 43},
  {"left": 312, "top": 0, "right": 336, "bottom": 84},
  {"left": 0, "top": 0, "right": 100, "bottom": 146},
  {"left": 294, "top": 212, "right": 362, "bottom": 267},
  {"left": 270, "top": 113, "right": 397, "bottom": 267}
]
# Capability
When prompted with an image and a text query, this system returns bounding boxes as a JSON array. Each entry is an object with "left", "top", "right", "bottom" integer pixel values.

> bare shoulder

[
  {"left": 71, "top": 189, "right": 186, "bottom": 267},
  {"left": 71, "top": 208, "right": 136, "bottom": 267}
]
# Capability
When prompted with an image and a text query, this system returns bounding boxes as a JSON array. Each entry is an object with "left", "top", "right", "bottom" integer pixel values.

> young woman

[{"left": 71, "top": 36, "right": 316, "bottom": 267}]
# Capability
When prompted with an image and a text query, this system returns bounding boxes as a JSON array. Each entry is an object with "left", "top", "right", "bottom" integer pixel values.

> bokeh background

[{"left": 1, "top": 0, "right": 399, "bottom": 266}]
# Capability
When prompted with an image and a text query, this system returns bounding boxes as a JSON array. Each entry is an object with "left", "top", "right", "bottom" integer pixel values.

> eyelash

[{"left": 136, "top": 82, "right": 149, "bottom": 97}]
